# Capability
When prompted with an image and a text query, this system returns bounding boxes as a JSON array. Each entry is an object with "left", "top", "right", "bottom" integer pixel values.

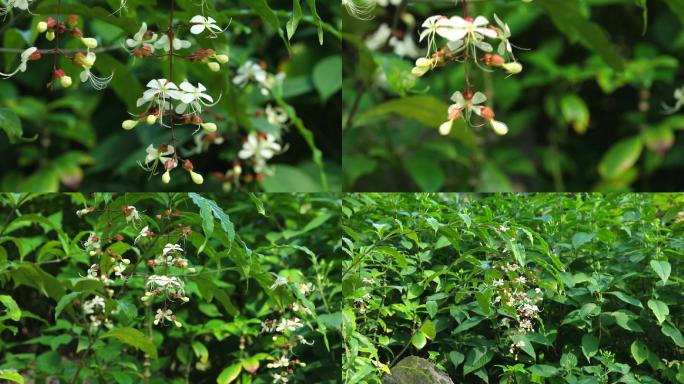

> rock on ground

[{"left": 381, "top": 356, "right": 454, "bottom": 384}]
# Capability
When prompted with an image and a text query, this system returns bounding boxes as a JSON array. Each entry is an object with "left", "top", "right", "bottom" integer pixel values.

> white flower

[
  {"left": 276, "top": 317, "right": 304, "bottom": 332},
  {"left": 163, "top": 243, "right": 183, "bottom": 255},
  {"left": 137, "top": 79, "right": 182, "bottom": 112},
  {"left": 389, "top": 35, "right": 421, "bottom": 58},
  {"left": 493, "top": 279, "right": 505, "bottom": 287},
  {"left": 265, "top": 105, "right": 288, "bottom": 128},
  {"left": 154, "top": 308, "right": 174, "bottom": 325},
  {"left": 189, "top": 15, "right": 225, "bottom": 37},
  {"left": 144, "top": 144, "right": 175, "bottom": 166},
  {"left": 1, "top": 0, "right": 31, "bottom": 17},
  {"left": 125, "top": 206, "right": 140, "bottom": 223},
  {"left": 86, "top": 264, "right": 99, "bottom": 279},
  {"left": 493, "top": 14, "right": 515, "bottom": 58},
  {"left": 663, "top": 86, "right": 684, "bottom": 114},
  {"left": 298, "top": 282, "right": 314, "bottom": 296},
  {"left": 126, "top": 22, "right": 157, "bottom": 51},
  {"left": 441, "top": 16, "right": 497, "bottom": 44},
  {"left": 113, "top": 262, "right": 127, "bottom": 277},
  {"left": 365, "top": 23, "right": 392, "bottom": 51},
  {"left": 84, "top": 233, "right": 101, "bottom": 250},
  {"left": 516, "top": 276, "right": 527, "bottom": 284},
  {"left": 233, "top": 61, "right": 267, "bottom": 87},
  {"left": 238, "top": 133, "right": 283, "bottom": 173},
  {"left": 419, "top": 16, "right": 450, "bottom": 53},
  {"left": 0, "top": 47, "right": 37, "bottom": 79},
  {"left": 174, "top": 81, "right": 218, "bottom": 116},
  {"left": 270, "top": 275, "right": 288, "bottom": 290},
  {"left": 135, "top": 225, "right": 151, "bottom": 243},
  {"left": 154, "top": 34, "right": 191, "bottom": 52}
]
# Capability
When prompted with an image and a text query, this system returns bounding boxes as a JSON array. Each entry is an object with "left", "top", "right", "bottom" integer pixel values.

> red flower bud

[
  {"left": 481, "top": 106, "right": 496, "bottom": 120},
  {"left": 183, "top": 159, "right": 194, "bottom": 171}
]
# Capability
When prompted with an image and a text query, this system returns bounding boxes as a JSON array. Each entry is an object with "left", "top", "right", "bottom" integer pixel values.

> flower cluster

[
  {"left": 489, "top": 262, "right": 543, "bottom": 359},
  {"left": 141, "top": 243, "right": 193, "bottom": 328},
  {"left": 121, "top": 13, "right": 229, "bottom": 184},
  {"left": 204, "top": 61, "right": 289, "bottom": 191},
  {"left": 0, "top": 0, "right": 32, "bottom": 19},
  {"left": 414, "top": 9, "right": 523, "bottom": 136},
  {"left": 261, "top": 276, "right": 315, "bottom": 383},
  {"left": 82, "top": 296, "right": 113, "bottom": 331},
  {"left": 39, "top": 15, "right": 113, "bottom": 89},
  {"left": 363, "top": 2, "right": 421, "bottom": 59}
]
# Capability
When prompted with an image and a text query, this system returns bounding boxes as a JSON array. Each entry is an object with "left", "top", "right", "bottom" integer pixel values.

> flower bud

[
  {"left": 146, "top": 114, "right": 158, "bottom": 125},
  {"left": 188, "top": 267, "right": 196, "bottom": 273},
  {"left": 174, "top": 320, "right": 182, "bottom": 328},
  {"left": 215, "top": 54, "right": 229, "bottom": 64},
  {"left": 141, "top": 295, "right": 150, "bottom": 302},
  {"left": 67, "top": 14, "right": 79, "bottom": 28},
  {"left": 37, "top": 21, "right": 48, "bottom": 33},
  {"left": 189, "top": 170, "right": 204, "bottom": 185},
  {"left": 71, "top": 27, "right": 84, "bottom": 39},
  {"left": 81, "top": 37, "right": 98, "bottom": 49},
  {"left": 439, "top": 120, "right": 453, "bottom": 136},
  {"left": 161, "top": 170, "right": 171, "bottom": 184},
  {"left": 502, "top": 62, "right": 523, "bottom": 74},
  {"left": 46, "top": 31, "right": 55, "bottom": 41},
  {"left": 201, "top": 122, "right": 217, "bottom": 133},
  {"left": 60, "top": 75, "right": 73, "bottom": 88},
  {"left": 181, "top": 296, "right": 190, "bottom": 302},
  {"left": 207, "top": 62, "right": 220, "bottom": 72},
  {"left": 122, "top": 120, "right": 138, "bottom": 130},
  {"left": 480, "top": 106, "right": 495, "bottom": 120},
  {"left": 490, "top": 120, "right": 509, "bottom": 135},
  {"left": 122, "top": 258, "right": 131, "bottom": 265}
]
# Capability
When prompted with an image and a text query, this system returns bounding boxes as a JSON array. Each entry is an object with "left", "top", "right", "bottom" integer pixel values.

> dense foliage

[
  {"left": 343, "top": 0, "right": 684, "bottom": 192},
  {"left": 0, "top": 192, "right": 342, "bottom": 383},
  {"left": 342, "top": 193, "right": 684, "bottom": 383},
  {"left": 0, "top": 1, "right": 341, "bottom": 192}
]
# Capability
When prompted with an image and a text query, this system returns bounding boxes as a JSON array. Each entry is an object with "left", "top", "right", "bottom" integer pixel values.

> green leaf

[
  {"left": 647, "top": 299, "right": 669, "bottom": 325},
  {"left": 528, "top": 364, "right": 558, "bottom": 378},
  {"left": 374, "top": 246, "right": 408, "bottom": 269},
  {"left": 538, "top": 0, "right": 625, "bottom": 71},
  {"left": 606, "top": 291, "right": 643, "bottom": 308},
  {"left": 54, "top": 291, "right": 81, "bottom": 321},
  {"left": 420, "top": 319, "right": 436, "bottom": 340},
  {"left": 0, "top": 108, "right": 37, "bottom": 144},
  {"left": 0, "top": 295, "right": 21, "bottom": 321},
  {"left": 581, "top": 333, "right": 598, "bottom": 362},
  {"left": 313, "top": 56, "right": 342, "bottom": 102},
  {"left": 572, "top": 232, "right": 594, "bottom": 248},
  {"left": 630, "top": 340, "right": 649, "bottom": 365},
  {"left": 661, "top": 324, "right": 684, "bottom": 347},
  {"left": 426, "top": 300, "right": 437, "bottom": 319},
  {"left": 560, "top": 94, "right": 590, "bottom": 135},
  {"left": 463, "top": 346, "right": 493, "bottom": 376},
  {"left": 511, "top": 333, "right": 535, "bottom": 360},
  {"left": 189, "top": 193, "right": 235, "bottom": 254},
  {"left": 405, "top": 151, "right": 446, "bottom": 192},
  {"left": 217, "top": 363, "right": 242, "bottom": 384},
  {"left": 0, "top": 370, "right": 24, "bottom": 384},
  {"left": 449, "top": 351, "right": 465, "bottom": 369},
  {"left": 355, "top": 95, "right": 449, "bottom": 129},
  {"left": 664, "top": 0, "right": 684, "bottom": 25},
  {"left": 101, "top": 327, "right": 158, "bottom": 359},
  {"left": 286, "top": 0, "right": 303, "bottom": 40},
  {"left": 649, "top": 260, "right": 671, "bottom": 284},
  {"left": 411, "top": 331, "right": 427, "bottom": 350},
  {"left": 598, "top": 136, "right": 643, "bottom": 180},
  {"left": 244, "top": 0, "right": 290, "bottom": 53}
]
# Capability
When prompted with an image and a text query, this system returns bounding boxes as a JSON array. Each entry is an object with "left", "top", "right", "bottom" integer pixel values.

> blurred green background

[
  {"left": 343, "top": 0, "right": 684, "bottom": 192},
  {"left": 0, "top": 0, "right": 341, "bottom": 192}
]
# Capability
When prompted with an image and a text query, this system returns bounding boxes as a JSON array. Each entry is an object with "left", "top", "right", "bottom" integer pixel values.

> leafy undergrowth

[
  {"left": 0, "top": 193, "right": 342, "bottom": 383},
  {"left": 342, "top": 193, "right": 684, "bottom": 383}
]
